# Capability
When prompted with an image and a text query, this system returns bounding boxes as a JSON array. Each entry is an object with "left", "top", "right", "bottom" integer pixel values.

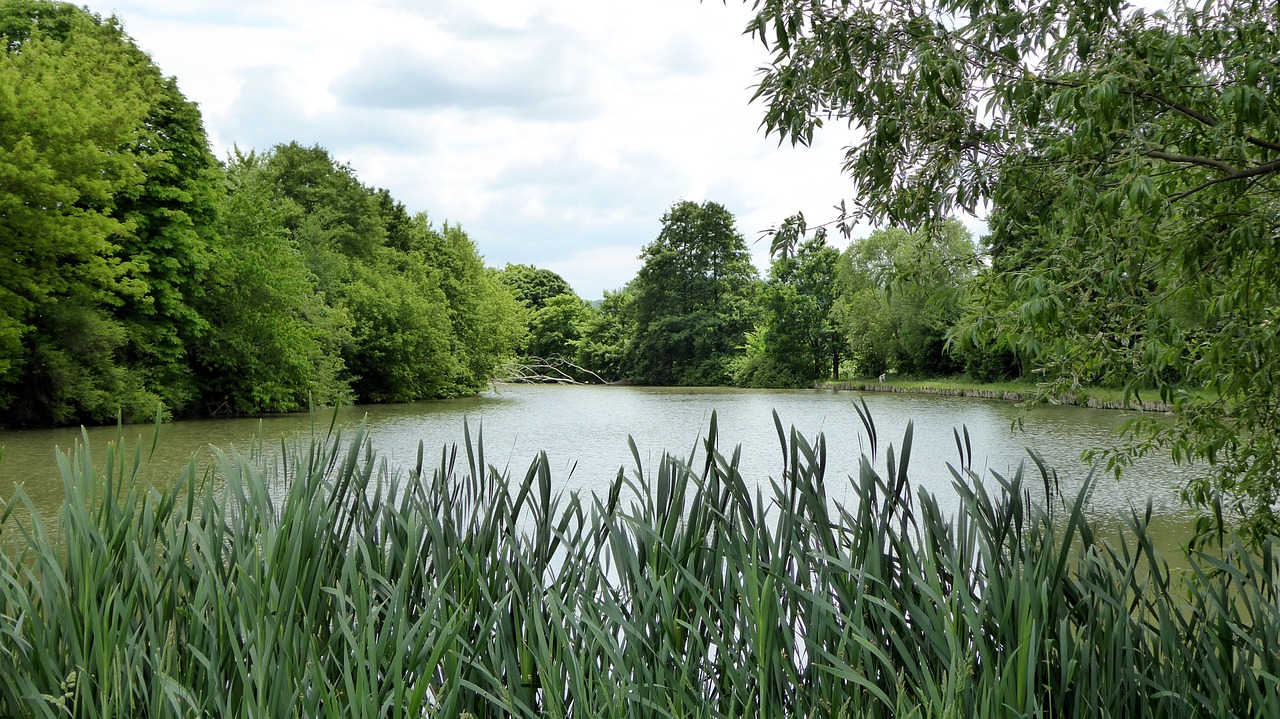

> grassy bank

[
  {"left": 1, "top": 410, "right": 1276, "bottom": 717},
  {"left": 821, "top": 377, "right": 1182, "bottom": 412}
]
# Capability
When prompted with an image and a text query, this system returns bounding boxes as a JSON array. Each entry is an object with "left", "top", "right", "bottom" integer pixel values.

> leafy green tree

[
  {"left": 258, "top": 142, "right": 381, "bottom": 291},
  {"left": 0, "top": 3, "right": 522, "bottom": 424},
  {"left": 736, "top": 237, "right": 844, "bottom": 387},
  {"left": 0, "top": 1, "right": 216, "bottom": 424},
  {"left": 576, "top": 288, "right": 633, "bottom": 381},
  {"left": 628, "top": 201, "right": 759, "bottom": 385},
  {"left": 526, "top": 294, "right": 592, "bottom": 361},
  {"left": 738, "top": 0, "right": 1280, "bottom": 534},
  {"left": 110, "top": 70, "right": 223, "bottom": 415},
  {"left": 248, "top": 143, "right": 522, "bottom": 403},
  {"left": 193, "top": 152, "right": 351, "bottom": 414},
  {"left": 497, "top": 263, "right": 592, "bottom": 372},
  {"left": 497, "top": 264, "right": 575, "bottom": 312},
  {"left": 342, "top": 264, "right": 456, "bottom": 403},
  {"left": 419, "top": 222, "right": 525, "bottom": 393},
  {"left": 834, "top": 221, "right": 976, "bottom": 377}
]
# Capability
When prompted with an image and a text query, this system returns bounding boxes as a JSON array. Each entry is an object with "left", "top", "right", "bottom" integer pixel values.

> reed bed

[{"left": 0, "top": 405, "right": 1277, "bottom": 718}]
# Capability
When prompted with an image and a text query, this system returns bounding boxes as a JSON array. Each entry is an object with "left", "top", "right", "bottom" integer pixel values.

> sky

[{"left": 81, "top": 0, "right": 910, "bottom": 298}]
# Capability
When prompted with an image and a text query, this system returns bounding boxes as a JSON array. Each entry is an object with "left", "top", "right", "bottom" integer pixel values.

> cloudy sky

[{"left": 83, "top": 0, "right": 883, "bottom": 297}]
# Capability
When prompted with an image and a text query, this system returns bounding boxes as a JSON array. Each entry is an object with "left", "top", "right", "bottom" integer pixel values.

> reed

[{"left": 0, "top": 404, "right": 1276, "bottom": 718}]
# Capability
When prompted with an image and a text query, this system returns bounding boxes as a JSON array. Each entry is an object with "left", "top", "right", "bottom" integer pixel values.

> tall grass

[{"left": 0, "top": 404, "right": 1277, "bottom": 718}]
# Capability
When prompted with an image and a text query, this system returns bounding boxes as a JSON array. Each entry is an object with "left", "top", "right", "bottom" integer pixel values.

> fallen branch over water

[{"left": 496, "top": 355, "right": 608, "bottom": 385}]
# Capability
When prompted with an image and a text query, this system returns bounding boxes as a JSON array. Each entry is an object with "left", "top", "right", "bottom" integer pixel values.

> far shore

[{"left": 818, "top": 378, "right": 1175, "bottom": 413}]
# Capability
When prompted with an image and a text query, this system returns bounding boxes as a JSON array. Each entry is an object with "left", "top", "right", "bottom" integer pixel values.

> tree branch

[
  {"left": 1136, "top": 90, "right": 1280, "bottom": 154},
  {"left": 497, "top": 356, "right": 609, "bottom": 385},
  {"left": 1145, "top": 150, "right": 1240, "bottom": 174},
  {"left": 1172, "top": 158, "right": 1280, "bottom": 201}
]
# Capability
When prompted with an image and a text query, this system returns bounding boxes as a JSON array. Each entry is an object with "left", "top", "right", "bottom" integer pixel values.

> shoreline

[{"left": 818, "top": 381, "right": 1174, "bottom": 413}]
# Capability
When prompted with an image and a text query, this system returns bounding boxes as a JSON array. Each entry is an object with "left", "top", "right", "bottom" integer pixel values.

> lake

[{"left": 0, "top": 384, "right": 1197, "bottom": 536}]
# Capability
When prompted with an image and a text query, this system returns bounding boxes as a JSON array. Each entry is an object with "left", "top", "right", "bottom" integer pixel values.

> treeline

[
  {"left": 505, "top": 200, "right": 1015, "bottom": 388},
  {"left": 0, "top": 1, "right": 522, "bottom": 427}
]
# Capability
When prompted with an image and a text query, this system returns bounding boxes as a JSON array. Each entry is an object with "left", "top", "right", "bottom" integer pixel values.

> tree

[
  {"left": 244, "top": 143, "right": 523, "bottom": 403},
  {"left": 834, "top": 220, "right": 976, "bottom": 377},
  {"left": 576, "top": 288, "right": 634, "bottom": 381},
  {"left": 420, "top": 222, "right": 525, "bottom": 393},
  {"left": 628, "top": 201, "right": 759, "bottom": 385},
  {"left": 193, "top": 151, "right": 351, "bottom": 414},
  {"left": 497, "top": 264, "right": 575, "bottom": 312},
  {"left": 497, "top": 263, "right": 595, "bottom": 374},
  {"left": 736, "top": 237, "right": 845, "bottom": 387},
  {"left": 738, "top": 0, "right": 1280, "bottom": 535},
  {"left": 0, "top": 1, "right": 213, "bottom": 424},
  {"left": 525, "top": 294, "right": 592, "bottom": 361}
]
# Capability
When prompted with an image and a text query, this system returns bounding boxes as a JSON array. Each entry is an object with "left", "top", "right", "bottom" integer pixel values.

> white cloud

[{"left": 87, "top": 0, "right": 916, "bottom": 298}]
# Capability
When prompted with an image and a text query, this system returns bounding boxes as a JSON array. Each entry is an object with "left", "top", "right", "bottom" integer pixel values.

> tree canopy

[
  {"left": 497, "top": 264, "right": 575, "bottom": 312},
  {"left": 628, "top": 201, "right": 759, "bottom": 386},
  {"left": 0, "top": 2, "right": 524, "bottom": 425},
  {"left": 836, "top": 220, "right": 976, "bottom": 378},
  {"left": 735, "top": 237, "right": 844, "bottom": 387},
  {"left": 740, "top": 0, "right": 1280, "bottom": 533},
  {"left": 0, "top": 0, "right": 220, "bottom": 424}
]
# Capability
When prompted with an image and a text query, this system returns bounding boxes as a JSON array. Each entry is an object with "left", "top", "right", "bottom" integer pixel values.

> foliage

[
  {"left": 497, "top": 264, "right": 575, "bottom": 312},
  {"left": 497, "top": 264, "right": 598, "bottom": 379},
  {"left": 739, "top": 0, "right": 1280, "bottom": 533},
  {"left": 737, "top": 237, "right": 844, "bottom": 387},
  {"left": 575, "top": 288, "right": 634, "bottom": 382},
  {"left": 0, "top": 0, "right": 218, "bottom": 424},
  {"left": 191, "top": 151, "right": 351, "bottom": 415},
  {"left": 424, "top": 222, "right": 526, "bottom": 393},
  {"left": 729, "top": 325, "right": 805, "bottom": 389},
  {"left": 0, "top": 3, "right": 525, "bottom": 426},
  {"left": 947, "top": 273, "right": 1026, "bottom": 382},
  {"left": 627, "top": 201, "right": 759, "bottom": 385},
  {"left": 2, "top": 413, "right": 1278, "bottom": 717},
  {"left": 834, "top": 220, "right": 976, "bottom": 377},
  {"left": 247, "top": 143, "right": 524, "bottom": 402},
  {"left": 526, "top": 294, "right": 592, "bottom": 363}
]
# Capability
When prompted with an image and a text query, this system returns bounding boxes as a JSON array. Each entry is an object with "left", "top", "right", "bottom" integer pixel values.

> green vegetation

[
  {"left": 627, "top": 200, "right": 759, "bottom": 386},
  {"left": 1, "top": 413, "right": 1277, "bottom": 716},
  {"left": 506, "top": 207, "right": 988, "bottom": 391},
  {"left": 497, "top": 264, "right": 600, "bottom": 381},
  {"left": 834, "top": 219, "right": 977, "bottom": 379},
  {"left": 6, "top": 0, "right": 1274, "bottom": 710},
  {"left": 734, "top": 0, "right": 1280, "bottom": 534},
  {"left": 0, "top": 2, "right": 522, "bottom": 427},
  {"left": 0, "top": 0, "right": 220, "bottom": 424},
  {"left": 735, "top": 233, "right": 843, "bottom": 388}
]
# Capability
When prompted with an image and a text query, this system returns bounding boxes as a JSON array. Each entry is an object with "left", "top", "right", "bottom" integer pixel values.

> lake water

[{"left": 0, "top": 384, "right": 1198, "bottom": 535}]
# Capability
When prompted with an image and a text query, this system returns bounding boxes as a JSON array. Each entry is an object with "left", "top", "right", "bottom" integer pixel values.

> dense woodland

[
  {"left": 502, "top": 203, "right": 1002, "bottom": 391},
  {"left": 2, "top": 0, "right": 1280, "bottom": 715}
]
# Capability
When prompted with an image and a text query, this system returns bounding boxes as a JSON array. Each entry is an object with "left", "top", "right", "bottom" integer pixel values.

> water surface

[{"left": 0, "top": 385, "right": 1195, "bottom": 528}]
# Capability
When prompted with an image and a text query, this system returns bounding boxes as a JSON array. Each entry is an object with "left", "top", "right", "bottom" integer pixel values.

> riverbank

[{"left": 820, "top": 378, "right": 1175, "bottom": 412}]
